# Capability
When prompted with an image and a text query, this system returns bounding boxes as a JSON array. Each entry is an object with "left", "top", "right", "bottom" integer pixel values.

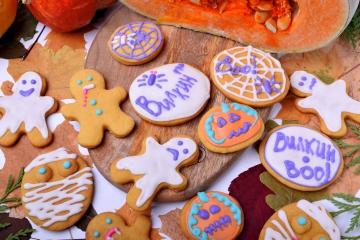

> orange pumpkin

[
  {"left": 24, "top": 0, "right": 116, "bottom": 32},
  {"left": 0, "top": 0, "right": 17, "bottom": 38},
  {"left": 120, "top": 0, "right": 358, "bottom": 52}
]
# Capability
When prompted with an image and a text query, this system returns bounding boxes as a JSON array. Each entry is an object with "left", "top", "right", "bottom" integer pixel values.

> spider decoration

[
  {"left": 137, "top": 71, "right": 168, "bottom": 89},
  {"left": 111, "top": 33, "right": 137, "bottom": 50},
  {"left": 254, "top": 75, "right": 281, "bottom": 96}
]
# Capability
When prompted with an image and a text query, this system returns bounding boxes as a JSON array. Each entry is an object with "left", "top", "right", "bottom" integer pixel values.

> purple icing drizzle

[
  {"left": 228, "top": 122, "right": 251, "bottom": 139},
  {"left": 19, "top": 88, "right": 35, "bottom": 97},
  {"left": 166, "top": 148, "right": 179, "bottom": 161}
]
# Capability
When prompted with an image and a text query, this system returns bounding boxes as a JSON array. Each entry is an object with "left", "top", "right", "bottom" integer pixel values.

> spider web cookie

[{"left": 210, "top": 46, "right": 289, "bottom": 107}]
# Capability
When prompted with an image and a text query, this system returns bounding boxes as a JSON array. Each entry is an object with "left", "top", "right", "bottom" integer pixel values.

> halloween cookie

[
  {"left": 198, "top": 102, "right": 264, "bottom": 153},
  {"left": 110, "top": 136, "right": 199, "bottom": 211},
  {"left": 129, "top": 63, "right": 210, "bottom": 125},
  {"left": 108, "top": 21, "right": 164, "bottom": 65},
  {"left": 0, "top": 71, "right": 57, "bottom": 147},
  {"left": 210, "top": 46, "right": 289, "bottom": 107},
  {"left": 260, "top": 125, "right": 344, "bottom": 191},
  {"left": 181, "top": 191, "right": 244, "bottom": 240},
  {"left": 86, "top": 212, "right": 151, "bottom": 240},
  {"left": 259, "top": 199, "right": 340, "bottom": 239},
  {"left": 21, "top": 148, "right": 93, "bottom": 231},
  {"left": 61, "top": 69, "right": 135, "bottom": 148},
  {"left": 290, "top": 70, "right": 360, "bottom": 137}
]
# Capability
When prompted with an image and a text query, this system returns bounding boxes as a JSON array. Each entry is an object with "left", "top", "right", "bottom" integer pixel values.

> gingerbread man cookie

[
  {"left": 86, "top": 212, "right": 151, "bottom": 240},
  {"left": 259, "top": 199, "right": 340, "bottom": 240},
  {"left": 21, "top": 148, "right": 93, "bottom": 231},
  {"left": 0, "top": 71, "right": 56, "bottom": 147},
  {"left": 61, "top": 69, "right": 135, "bottom": 148},
  {"left": 290, "top": 70, "right": 360, "bottom": 137},
  {"left": 110, "top": 136, "right": 199, "bottom": 211}
]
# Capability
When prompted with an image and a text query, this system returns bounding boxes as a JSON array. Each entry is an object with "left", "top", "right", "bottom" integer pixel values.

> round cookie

[
  {"left": 129, "top": 63, "right": 210, "bottom": 126},
  {"left": 86, "top": 212, "right": 151, "bottom": 240},
  {"left": 181, "top": 191, "right": 244, "bottom": 240},
  {"left": 110, "top": 136, "right": 199, "bottom": 211},
  {"left": 210, "top": 46, "right": 289, "bottom": 107},
  {"left": 108, "top": 21, "right": 164, "bottom": 65},
  {"left": 259, "top": 125, "right": 344, "bottom": 191},
  {"left": 198, "top": 102, "right": 264, "bottom": 153},
  {"left": 259, "top": 199, "right": 340, "bottom": 240},
  {"left": 0, "top": 71, "right": 57, "bottom": 147},
  {"left": 21, "top": 148, "right": 93, "bottom": 231}
]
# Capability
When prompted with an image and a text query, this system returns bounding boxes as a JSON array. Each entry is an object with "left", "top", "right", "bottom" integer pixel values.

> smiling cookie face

[
  {"left": 21, "top": 148, "right": 93, "bottom": 231},
  {"left": 12, "top": 72, "right": 45, "bottom": 97},
  {"left": 69, "top": 69, "right": 106, "bottom": 98},
  {"left": 181, "top": 191, "right": 244, "bottom": 240}
]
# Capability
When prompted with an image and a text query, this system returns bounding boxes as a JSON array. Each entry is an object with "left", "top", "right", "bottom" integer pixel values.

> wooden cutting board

[{"left": 85, "top": 5, "right": 271, "bottom": 202}]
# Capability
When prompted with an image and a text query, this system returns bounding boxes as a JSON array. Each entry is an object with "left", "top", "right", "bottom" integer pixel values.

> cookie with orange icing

[
  {"left": 181, "top": 191, "right": 244, "bottom": 240},
  {"left": 198, "top": 102, "right": 264, "bottom": 153}
]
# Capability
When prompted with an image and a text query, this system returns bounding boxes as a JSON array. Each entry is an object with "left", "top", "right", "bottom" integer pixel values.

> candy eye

[
  {"left": 76, "top": 80, "right": 83, "bottom": 85},
  {"left": 86, "top": 75, "right": 93, "bottom": 81},
  {"left": 58, "top": 159, "right": 78, "bottom": 177},
  {"left": 217, "top": 117, "right": 227, "bottom": 128},
  {"left": 312, "top": 235, "right": 329, "bottom": 240},
  {"left": 198, "top": 209, "right": 210, "bottom": 220},
  {"left": 36, "top": 165, "right": 52, "bottom": 182},
  {"left": 228, "top": 113, "right": 241, "bottom": 123},
  {"left": 31, "top": 79, "right": 37, "bottom": 85},
  {"left": 209, "top": 205, "right": 221, "bottom": 214},
  {"left": 291, "top": 215, "right": 311, "bottom": 234},
  {"left": 22, "top": 80, "right": 27, "bottom": 85}
]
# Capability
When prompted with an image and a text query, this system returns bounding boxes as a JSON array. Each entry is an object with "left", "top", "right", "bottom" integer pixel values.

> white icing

[
  {"left": 23, "top": 167, "right": 93, "bottom": 227},
  {"left": 212, "top": 46, "right": 287, "bottom": 102},
  {"left": 0, "top": 148, "right": 5, "bottom": 170},
  {"left": 116, "top": 137, "right": 197, "bottom": 207},
  {"left": 112, "top": 33, "right": 136, "bottom": 49},
  {"left": 129, "top": 63, "right": 210, "bottom": 122},
  {"left": 265, "top": 210, "right": 295, "bottom": 240},
  {"left": 0, "top": 72, "right": 55, "bottom": 138},
  {"left": 263, "top": 125, "right": 342, "bottom": 188},
  {"left": 297, "top": 200, "right": 340, "bottom": 239},
  {"left": 291, "top": 71, "right": 360, "bottom": 132},
  {"left": 290, "top": 71, "right": 320, "bottom": 95},
  {"left": 25, "top": 147, "right": 77, "bottom": 172}
]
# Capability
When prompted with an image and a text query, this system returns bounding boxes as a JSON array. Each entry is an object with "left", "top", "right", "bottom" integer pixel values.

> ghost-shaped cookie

[
  {"left": 0, "top": 72, "right": 56, "bottom": 147},
  {"left": 21, "top": 148, "right": 93, "bottom": 231}
]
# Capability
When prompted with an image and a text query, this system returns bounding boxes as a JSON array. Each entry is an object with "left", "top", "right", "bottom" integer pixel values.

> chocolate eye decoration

[
  {"left": 209, "top": 205, "right": 221, "bottom": 214},
  {"left": 217, "top": 117, "right": 227, "bottom": 128},
  {"left": 36, "top": 165, "right": 52, "bottom": 182},
  {"left": 31, "top": 79, "right": 37, "bottom": 85},
  {"left": 228, "top": 113, "right": 241, "bottom": 123},
  {"left": 58, "top": 159, "right": 79, "bottom": 177},
  {"left": 198, "top": 209, "right": 210, "bottom": 220},
  {"left": 22, "top": 80, "right": 27, "bottom": 85}
]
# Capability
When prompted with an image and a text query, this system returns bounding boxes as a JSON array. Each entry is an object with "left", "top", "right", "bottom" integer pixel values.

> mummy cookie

[
  {"left": 260, "top": 125, "right": 344, "bottom": 191},
  {"left": 110, "top": 136, "right": 199, "bottom": 211},
  {"left": 181, "top": 191, "right": 244, "bottom": 240},
  {"left": 21, "top": 148, "right": 93, "bottom": 231},
  {"left": 259, "top": 199, "right": 340, "bottom": 240},
  {"left": 108, "top": 21, "right": 164, "bottom": 65},
  {"left": 61, "top": 69, "right": 135, "bottom": 148},
  {"left": 198, "top": 102, "right": 264, "bottom": 153},
  {"left": 210, "top": 46, "right": 289, "bottom": 107},
  {"left": 0, "top": 72, "right": 56, "bottom": 147},
  {"left": 86, "top": 212, "right": 151, "bottom": 240},
  {"left": 291, "top": 70, "right": 360, "bottom": 137},
  {"left": 129, "top": 63, "right": 210, "bottom": 125}
]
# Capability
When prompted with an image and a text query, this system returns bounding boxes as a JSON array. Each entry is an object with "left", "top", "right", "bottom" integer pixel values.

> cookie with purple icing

[
  {"left": 259, "top": 125, "right": 344, "bottom": 191},
  {"left": 181, "top": 191, "right": 244, "bottom": 240},
  {"left": 108, "top": 21, "right": 164, "bottom": 65}
]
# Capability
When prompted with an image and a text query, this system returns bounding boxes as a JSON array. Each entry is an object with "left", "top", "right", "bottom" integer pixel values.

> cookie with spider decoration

[
  {"left": 210, "top": 46, "right": 289, "bottom": 107},
  {"left": 129, "top": 63, "right": 211, "bottom": 126},
  {"left": 108, "top": 21, "right": 164, "bottom": 65}
]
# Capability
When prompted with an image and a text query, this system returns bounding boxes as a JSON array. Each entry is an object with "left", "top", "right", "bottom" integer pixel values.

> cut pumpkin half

[{"left": 120, "top": 0, "right": 358, "bottom": 53}]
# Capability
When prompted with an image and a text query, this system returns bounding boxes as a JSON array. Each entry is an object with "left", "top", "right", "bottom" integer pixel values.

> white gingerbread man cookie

[
  {"left": 110, "top": 136, "right": 199, "bottom": 211},
  {"left": 0, "top": 72, "right": 57, "bottom": 147},
  {"left": 290, "top": 70, "right": 360, "bottom": 137}
]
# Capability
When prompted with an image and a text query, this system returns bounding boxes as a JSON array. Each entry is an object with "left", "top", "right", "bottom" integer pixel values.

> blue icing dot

[
  {"left": 96, "top": 109, "right": 103, "bottom": 116},
  {"left": 197, "top": 192, "right": 209, "bottom": 202},
  {"left": 63, "top": 161, "right": 72, "bottom": 169},
  {"left": 86, "top": 75, "right": 93, "bottom": 81},
  {"left": 105, "top": 218, "right": 112, "bottom": 224},
  {"left": 319, "top": 237, "right": 326, "bottom": 240},
  {"left": 38, "top": 167, "right": 46, "bottom": 174},
  {"left": 188, "top": 217, "right": 198, "bottom": 226},
  {"left": 297, "top": 216, "right": 307, "bottom": 226},
  {"left": 76, "top": 80, "right": 82, "bottom": 85},
  {"left": 93, "top": 231, "right": 100, "bottom": 238},
  {"left": 89, "top": 99, "right": 97, "bottom": 106},
  {"left": 232, "top": 103, "right": 257, "bottom": 116},
  {"left": 221, "top": 102, "right": 230, "bottom": 113}
]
